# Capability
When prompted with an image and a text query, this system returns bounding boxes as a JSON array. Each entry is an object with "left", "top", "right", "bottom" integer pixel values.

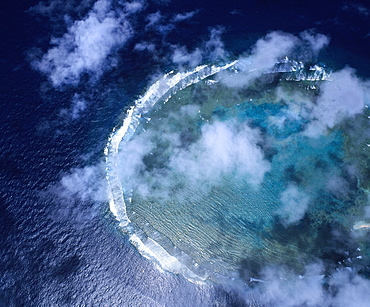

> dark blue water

[{"left": 1, "top": 0, "right": 370, "bottom": 305}]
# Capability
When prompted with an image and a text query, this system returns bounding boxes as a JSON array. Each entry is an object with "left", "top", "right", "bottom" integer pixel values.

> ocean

[{"left": 1, "top": 0, "right": 370, "bottom": 306}]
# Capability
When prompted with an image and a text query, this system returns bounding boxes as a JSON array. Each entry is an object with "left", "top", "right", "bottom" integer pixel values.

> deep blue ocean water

[{"left": 1, "top": 0, "right": 370, "bottom": 306}]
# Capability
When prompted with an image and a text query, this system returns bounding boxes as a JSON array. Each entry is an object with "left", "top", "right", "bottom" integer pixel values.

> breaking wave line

[{"left": 105, "top": 62, "right": 238, "bottom": 282}]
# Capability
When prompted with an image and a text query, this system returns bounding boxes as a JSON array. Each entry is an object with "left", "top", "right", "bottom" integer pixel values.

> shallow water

[{"left": 110, "top": 62, "right": 370, "bottom": 282}]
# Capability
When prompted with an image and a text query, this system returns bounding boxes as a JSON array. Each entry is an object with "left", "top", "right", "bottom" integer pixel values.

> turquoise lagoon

[{"left": 106, "top": 62, "right": 370, "bottom": 282}]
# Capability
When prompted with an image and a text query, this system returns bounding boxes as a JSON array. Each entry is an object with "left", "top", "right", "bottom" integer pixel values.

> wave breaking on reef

[{"left": 105, "top": 62, "right": 238, "bottom": 282}]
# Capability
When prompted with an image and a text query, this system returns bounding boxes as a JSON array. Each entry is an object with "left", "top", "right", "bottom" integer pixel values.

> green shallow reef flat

[{"left": 117, "top": 68, "right": 370, "bottom": 279}]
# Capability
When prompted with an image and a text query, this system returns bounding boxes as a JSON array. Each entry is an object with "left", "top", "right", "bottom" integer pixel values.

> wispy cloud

[
  {"left": 329, "top": 269, "right": 370, "bottom": 307},
  {"left": 145, "top": 11, "right": 175, "bottom": 34},
  {"left": 250, "top": 263, "right": 370, "bottom": 307},
  {"left": 172, "top": 10, "right": 199, "bottom": 23},
  {"left": 304, "top": 67, "right": 369, "bottom": 137},
  {"left": 171, "top": 46, "right": 203, "bottom": 67},
  {"left": 326, "top": 175, "right": 350, "bottom": 198},
  {"left": 47, "top": 162, "right": 108, "bottom": 228},
  {"left": 220, "top": 30, "right": 330, "bottom": 88},
  {"left": 124, "top": 0, "right": 145, "bottom": 14},
  {"left": 255, "top": 263, "right": 325, "bottom": 307},
  {"left": 145, "top": 11, "right": 162, "bottom": 29},
  {"left": 145, "top": 9, "right": 198, "bottom": 33},
  {"left": 171, "top": 27, "right": 228, "bottom": 68},
  {"left": 342, "top": 3, "right": 370, "bottom": 17},
  {"left": 220, "top": 31, "right": 298, "bottom": 87},
  {"left": 29, "top": 0, "right": 95, "bottom": 20},
  {"left": 277, "top": 184, "right": 310, "bottom": 226},
  {"left": 57, "top": 163, "right": 108, "bottom": 203},
  {"left": 300, "top": 30, "right": 330, "bottom": 53},
  {"left": 204, "top": 27, "right": 228, "bottom": 62},
  {"left": 134, "top": 41, "right": 157, "bottom": 53},
  {"left": 59, "top": 93, "right": 87, "bottom": 120}
]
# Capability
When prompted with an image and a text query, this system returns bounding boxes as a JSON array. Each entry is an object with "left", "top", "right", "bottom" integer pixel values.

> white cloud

[
  {"left": 145, "top": 10, "right": 175, "bottom": 34},
  {"left": 276, "top": 66, "right": 370, "bottom": 138},
  {"left": 170, "top": 120, "right": 270, "bottom": 188},
  {"left": 124, "top": 1, "right": 144, "bottom": 14},
  {"left": 219, "top": 30, "right": 331, "bottom": 88},
  {"left": 253, "top": 263, "right": 370, "bottom": 307},
  {"left": 71, "top": 95, "right": 87, "bottom": 119},
  {"left": 172, "top": 10, "right": 198, "bottom": 23},
  {"left": 300, "top": 30, "right": 330, "bottom": 53},
  {"left": 117, "top": 109, "right": 270, "bottom": 201},
  {"left": 329, "top": 270, "right": 370, "bottom": 307},
  {"left": 172, "top": 46, "right": 203, "bottom": 68},
  {"left": 33, "top": 0, "right": 135, "bottom": 87},
  {"left": 134, "top": 41, "right": 157, "bottom": 53},
  {"left": 117, "top": 133, "right": 154, "bottom": 182},
  {"left": 46, "top": 162, "right": 108, "bottom": 228},
  {"left": 304, "top": 67, "right": 369, "bottom": 137},
  {"left": 251, "top": 32, "right": 297, "bottom": 71},
  {"left": 145, "top": 11, "right": 162, "bottom": 29},
  {"left": 257, "top": 263, "right": 325, "bottom": 307},
  {"left": 145, "top": 9, "right": 199, "bottom": 35},
  {"left": 58, "top": 163, "right": 108, "bottom": 203},
  {"left": 277, "top": 184, "right": 310, "bottom": 225},
  {"left": 170, "top": 27, "right": 227, "bottom": 68},
  {"left": 275, "top": 85, "right": 314, "bottom": 118},
  {"left": 204, "top": 27, "right": 228, "bottom": 62},
  {"left": 326, "top": 175, "right": 350, "bottom": 198},
  {"left": 220, "top": 31, "right": 297, "bottom": 87}
]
